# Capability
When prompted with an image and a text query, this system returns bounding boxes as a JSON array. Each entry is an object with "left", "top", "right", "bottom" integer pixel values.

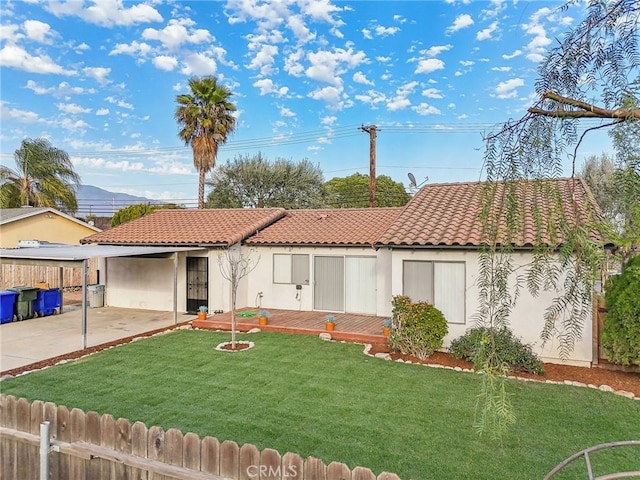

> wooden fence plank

[
  {"left": 86, "top": 411, "right": 101, "bottom": 479},
  {"left": 239, "top": 443, "right": 260, "bottom": 480},
  {"left": 57, "top": 405, "right": 71, "bottom": 480},
  {"left": 327, "top": 461, "right": 351, "bottom": 480},
  {"left": 260, "top": 448, "right": 282, "bottom": 480},
  {"left": 148, "top": 425, "right": 165, "bottom": 480},
  {"left": 132, "top": 421, "right": 149, "bottom": 480},
  {"left": 43, "top": 401, "right": 59, "bottom": 480},
  {"left": 165, "top": 428, "right": 184, "bottom": 468},
  {"left": 352, "top": 466, "right": 375, "bottom": 480},
  {"left": 282, "top": 452, "right": 304, "bottom": 480},
  {"left": 183, "top": 431, "right": 201, "bottom": 471},
  {"left": 304, "top": 456, "right": 326, "bottom": 480},
  {"left": 1, "top": 395, "right": 17, "bottom": 480},
  {"left": 201, "top": 436, "right": 220, "bottom": 476},
  {"left": 100, "top": 413, "right": 116, "bottom": 480},
  {"left": 16, "top": 398, "right": 31, "bottom": 480},
  {"left": 377, "top": 473, "right": 401, "bottom": 480},
  {"left": 70, "top": 408, "right": 87, "bottom": 480},
  {"left": 0, "top": 262, "right": 98, "bottom": 290},
  {"left": 220, "top": 440, "right": 240, "bottom": 479},
  {"left": 28, "top": 400, "right": 44, "bottom": 480},
  {"left": 116, "top": 417, "right": 132, "bottom": 479}
]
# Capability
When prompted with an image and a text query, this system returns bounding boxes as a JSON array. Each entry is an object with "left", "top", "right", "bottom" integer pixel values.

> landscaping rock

[
  {"left": 374, "top": 352, "right": 391, "bottom": 360},
  {"left": 319, "top": 333, "right": 332, "bottom": 341},
  {"left": 247, "top": 328, "right": 261, "bottom": 333},
  {"left": 599, "top": 384, "right": 614, "bottom": 392},
  {"left": 616, "top": 390, "right": 635, "bottom": 399}
]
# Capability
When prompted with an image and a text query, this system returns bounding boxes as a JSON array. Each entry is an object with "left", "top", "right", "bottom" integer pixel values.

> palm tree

[
  {"left": 175, "top": 76, "right": 237, "bottom": 209},
  {"left": 0, "top": 137, "right": 81, "bottom": 213}
]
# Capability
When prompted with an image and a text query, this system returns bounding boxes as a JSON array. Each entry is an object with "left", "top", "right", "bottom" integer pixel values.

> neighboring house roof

[
  {"left": 377, "top": 178, "right": 604, "bottom": 248},
  {"left": 81, "top": 208, "right": 286, "bottom": 246},
  {"left": 0, "top": 207, "right": 101, "bottom": 232},
  {"left": 246, "top": 208, "right": 403, "bottom": 246}
]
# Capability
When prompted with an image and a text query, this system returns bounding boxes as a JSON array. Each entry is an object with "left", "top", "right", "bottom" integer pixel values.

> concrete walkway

[{"left": 0, "top": 306, "right": 192, "bottom": 372}]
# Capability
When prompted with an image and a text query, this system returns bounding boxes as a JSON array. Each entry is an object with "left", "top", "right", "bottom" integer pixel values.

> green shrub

[
  {"left": 388, "top": 295, "right": 448, "bottom": 360},
  {"left": 449, "top": 327, "right": 545, "bottom": 375},
  {"left": 602, "top": 257, "right": 640, "bottom": 366}
]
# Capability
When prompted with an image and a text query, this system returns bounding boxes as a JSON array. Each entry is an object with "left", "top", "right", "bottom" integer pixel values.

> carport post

[
  {"left": 58, "top": 267, "right": 64, "bottom": 313},
  {"left": 173, "top": 252, "right": 178, "bottom": 324},
  {"left": 82, "top": 259, "right": 88, "bottom": 349}
]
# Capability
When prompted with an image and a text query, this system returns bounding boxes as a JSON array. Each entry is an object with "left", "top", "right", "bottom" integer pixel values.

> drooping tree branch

[{"left": 529, "top": 91, "right": 640, "bottom": 120}]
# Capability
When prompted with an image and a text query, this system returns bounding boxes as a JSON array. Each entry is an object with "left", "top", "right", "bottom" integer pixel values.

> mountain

[{"left": 75, "top": 185, "right": 162, "bottom": 217}]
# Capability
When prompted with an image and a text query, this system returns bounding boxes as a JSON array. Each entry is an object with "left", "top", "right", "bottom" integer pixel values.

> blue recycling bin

[
  {"left": 33, "top": 288, "right": 62, "bottom": 317},
  {"left": 0, "top": 290, "right": 18, "bottom": 324}
]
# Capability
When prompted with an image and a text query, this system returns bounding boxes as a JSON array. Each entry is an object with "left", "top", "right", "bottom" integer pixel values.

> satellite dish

[{"left": 408, "top": 172, "right": 417, "bottom": 188}]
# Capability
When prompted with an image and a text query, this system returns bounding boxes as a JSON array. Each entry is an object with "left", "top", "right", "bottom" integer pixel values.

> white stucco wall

[
  {"left": 388, "top": 248, "right": 593, "bottom": 366},
  {"left": 244, "top": 245, "right": 387, "bottom": 315}
]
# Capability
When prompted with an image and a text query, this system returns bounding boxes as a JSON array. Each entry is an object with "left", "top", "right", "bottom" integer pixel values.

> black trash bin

[{"left": 9, "top": 286, "right": 39, "bottom": 320}]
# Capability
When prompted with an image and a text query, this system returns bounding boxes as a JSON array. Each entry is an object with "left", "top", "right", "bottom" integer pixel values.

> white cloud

[
  {"left": 415, "top": 58, "right": 445, "bottom": 74},
  {"left": 60, "top": 117, "right": 89, "bottom": 131},
  {"left": 460, "top": 60, "right": 474, "bottom": 67},
  {"left": 287, "top": 15, "right": 316, "bottom": 43},
  {"left": 0, "top": 45, "right": 75, "bottom": 75},
  {"left": 387, "top": 97, "right": 410, "bottom": 111},
  {"left": 278, "top": 105, "right": 295, "bottom": 117},
  {"left": 362, "top": 28, "right": 372, "bottom": 40},
  {"left": 153, "top": 55, "right": 178, "bottom": 71},
  {"left": 57, "top": 103, "right": 91, "bottom": 114},
  {"left": 142, "top": 19, "right": 211, "bottom": 50},
  {"left": 423, "top": 44, "right": 453, "bottom": 57},
  {"left": 110, "top": 40, "right": 153, "bottom": 57},
  {"left": 0, "top": 102, "right": 39, "bottom": 123},
  {"left": 477, "top": 21, "right": 498, "bottom": 41},
  {"left": 375, "top": 56, "right": 391, "bottom": 63},
  {"left": 413, "top": 103, "right": 441, "bottom": 115},
  {"left": 180, "top": 52, "right": 217, "bottom": 76},
  {"left": 253, "top": 78, "right": 288, "bottom": 97},
  {"left": 45, "top": 0, "right": 163, "bottom": 27},
  {"left": 502, "top": 50, "right": 522, "bottom": 60},
  {"left": 522, "top": 8, "right": 555, "bottom": 62},
  {"left": 96, "top": 108, "right": 109, "bottom": 116},
  {"left": 374, "top": 25, "right": 400, "bottom": 37},
  {"left": 299, "top": 0, "right": 344, "bottom": 23},
  {"left": 83, "top": 66, "right": 111, "bottom": 85},
  {"left": 393, "top": 15, "right": 406, "bottom": 24},
  {"left": 422, "top": 88, "right": 443, "bottom": 99},
  {"left": 0, "top": 24, "right": 22, "bottom": 44},
  {"left": 491, "top": 66, "right": 511, "bottom": 72},
  {"left": 308, "top": 85, "right": 343, "bottom": 106},
  {"left": 105, "top": 96, "right": 134, "bottom": 110},
  {"left": 23, "top": 20, "right": 54, "bottom": 43},
  {"left": 25, "top": 80, "right": 95, "bottom": 96},
  {"left": 321, "top": 115, "right": 336, "bottom": 125},
  {"left": 355, "top": 89, "right": 386, "bottom": 106},
  {"left": 494, "top": 78, "right": 524, "bottom": 99},
  {"left": 446, "top": 14, "right": 474, "bottom": 34},
  {"left": 305, "top": 46, "right": 367, "bottom": 85},
  {"left": 247, "top": 44, "right": 278, "bottom": 75},
  {"left": 284, "top": 48, "right": 305, "bottom": 76},
  {"left": 352, "top": 71, "right": 373, "bottom": 85}
]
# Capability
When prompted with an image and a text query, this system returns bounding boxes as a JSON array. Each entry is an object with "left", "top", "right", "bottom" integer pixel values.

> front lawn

[{"left": 2, "top": 330, "right": 639, "bottom": 479}]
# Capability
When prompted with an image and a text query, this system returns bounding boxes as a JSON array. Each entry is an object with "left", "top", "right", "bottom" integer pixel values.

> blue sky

[{"left": 0, "top": 0, "right": 614, "bottom": 207}]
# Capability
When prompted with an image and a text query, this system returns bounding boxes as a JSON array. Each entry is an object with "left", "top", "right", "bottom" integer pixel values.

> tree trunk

[{"left": 198, "top": 168, "right": 206, "bottom": 209}]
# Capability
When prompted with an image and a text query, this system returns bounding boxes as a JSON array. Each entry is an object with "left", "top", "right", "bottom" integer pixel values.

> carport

[{"left": 0, "top": 245, "right": 203, "bottom": 349}]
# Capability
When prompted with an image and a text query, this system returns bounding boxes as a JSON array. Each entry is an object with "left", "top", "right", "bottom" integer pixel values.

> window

[
  {"left": 273, "top": 254, "right": 309, "bottom": 285},
  {"left": 403, "top": 260, "right": 466, "bottom": 324}
]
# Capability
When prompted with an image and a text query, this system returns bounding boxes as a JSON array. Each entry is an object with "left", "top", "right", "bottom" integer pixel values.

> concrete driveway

[{"left": 0, "top": 306, "right": 193, "bottom": 372}]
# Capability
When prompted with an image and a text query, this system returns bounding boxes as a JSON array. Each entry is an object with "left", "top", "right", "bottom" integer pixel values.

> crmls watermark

[{"left": 246, "top": 465, "right": 299, "bottom": 478}]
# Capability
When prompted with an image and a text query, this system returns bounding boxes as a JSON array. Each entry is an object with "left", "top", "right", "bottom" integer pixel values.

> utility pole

[{"left": 360, "top": 124, "right": 377, "bottom": 207}]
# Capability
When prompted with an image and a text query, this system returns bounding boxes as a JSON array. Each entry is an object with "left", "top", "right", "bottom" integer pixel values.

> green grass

[{"left": 2, "top": 330, "right": 639, "bottom": 480}]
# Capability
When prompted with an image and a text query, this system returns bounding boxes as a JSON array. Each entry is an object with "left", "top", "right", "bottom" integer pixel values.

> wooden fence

[
  {"left": 0, "top": 395, "right": 400, "bottom": 480},
  {"left": 0, "top": 260, "right": 98, "bottom": 290}
]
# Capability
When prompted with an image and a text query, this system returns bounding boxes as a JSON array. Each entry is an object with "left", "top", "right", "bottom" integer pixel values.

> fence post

[{"left": 40, "top": 421, "right": 50, "bottom": 480}]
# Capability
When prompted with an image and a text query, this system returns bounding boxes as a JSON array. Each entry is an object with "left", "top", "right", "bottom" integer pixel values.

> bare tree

[{"left": 217, "top": 245, "right": 260, "bottom": 349}]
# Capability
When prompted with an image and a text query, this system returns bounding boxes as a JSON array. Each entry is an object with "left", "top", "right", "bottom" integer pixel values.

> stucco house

[
  {"left": 81, "top": 177, "right": 604, "bottom": 366},
  {"left": 0, "top": 207, "right": 100, "bottom": 248}
]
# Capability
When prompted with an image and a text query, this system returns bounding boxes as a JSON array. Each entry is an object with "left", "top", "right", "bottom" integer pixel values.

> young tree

[
  {"left": 206, "top": 153, "right": 327, "bottom": 208},
  {"left": 0, "top": 138, "right": 80, "bottom": 213},
  {"left": 175, "top": 76, "right": 236, "bottom": 209},
  {"left": 476, "top": 0, "right": 639, "bottom": 437},
  {"left": 325, "top": 173, "right": 410, "bottom": 208},
  {"left": 217, "top": 245, "right": 260, "bottom": 349},
  {"left": 110, "top": 203, "right": 184, "bottom": 227}
]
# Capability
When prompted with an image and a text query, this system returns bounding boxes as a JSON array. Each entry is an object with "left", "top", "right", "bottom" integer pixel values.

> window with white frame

[
  {"left": 402, "top": 260, "right": 466, "bottom": 324},
  {"left": 273, "top": 254, "right": 310, "bottom": 285}
]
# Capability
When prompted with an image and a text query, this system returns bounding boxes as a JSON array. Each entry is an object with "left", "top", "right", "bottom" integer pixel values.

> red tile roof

[
  {"left": 377, "top": 178, "right": 603, "bottom": 248},
  {"left": 246, "top": 208, "right": 402, "bottom": 246},
  {"left": 81, "top": 208, "right": 285, "bottom": 246}
]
